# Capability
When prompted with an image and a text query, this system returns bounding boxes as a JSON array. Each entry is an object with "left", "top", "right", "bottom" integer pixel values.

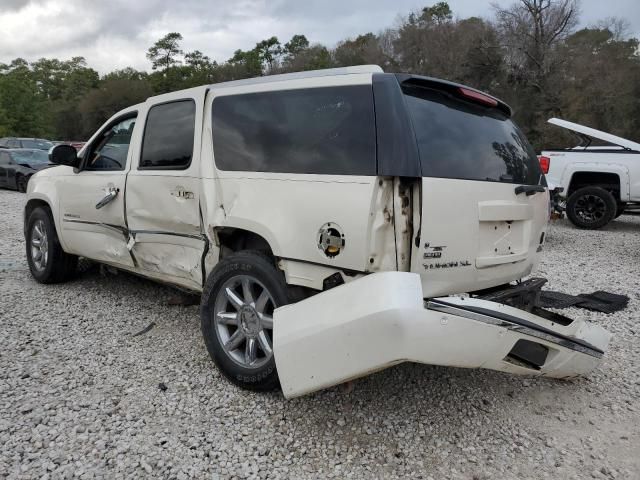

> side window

[
  {"left": 211, "top": 85, "right": 376, "bottom": 175},
  {"left": 139, "top": 100, "right": 195, "bottom": 170},
  {"left": 85, "top": 116, "right": 136, "bottom": 171},
  {"left": 7, "top": 140, "right": 20, "bottom": 148}
]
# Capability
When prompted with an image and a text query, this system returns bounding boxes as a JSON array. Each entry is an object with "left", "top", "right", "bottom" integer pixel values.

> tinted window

[
  {"left": 140, "top": 100, "right": 195, "bottom": 169},
  {"left": 7, "top": 140, "right": 19, "bottom": 148},
  {"left": 212, "top": 86, "right": 376, "bottom": 175},
  {"left": 22, "top": 139, "right": 53, "bottom": 150},
  {"left": 403, "top": 85, "right": 544, "bottom": 185},
  {"left": 86, "top": 117, "right": 136, "bottom": 171}
]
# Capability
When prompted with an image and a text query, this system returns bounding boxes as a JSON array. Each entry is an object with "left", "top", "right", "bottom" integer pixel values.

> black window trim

[
  {"left": 138, "top": 98, "right": 197, "bottom": 171},
  {"left": 81, "top": 111, "right": 138, "bottom": 172}
]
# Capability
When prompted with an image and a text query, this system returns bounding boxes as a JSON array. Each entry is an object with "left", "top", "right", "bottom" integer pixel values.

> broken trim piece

[{"left": 427, "top": 299, "right": 604, "bottom": 358}]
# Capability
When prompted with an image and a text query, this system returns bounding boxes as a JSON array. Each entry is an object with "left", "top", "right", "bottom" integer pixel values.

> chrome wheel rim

[
  {"left": 30, "top": 220, "right": 48, "bottom": 271},
  {"left": 574, "top": 194, "right": 607, "bottom": 223},
  {"left": 213, "top": 275, "right": 275, "bottom": 369}
]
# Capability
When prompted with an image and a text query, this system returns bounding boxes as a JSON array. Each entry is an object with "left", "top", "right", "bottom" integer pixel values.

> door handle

[
  {"left": 96, "top": 187, "right": 119, "bottom": 209},
  {"left": 514, "top": 185, "right": 546, "bottom": 196}
]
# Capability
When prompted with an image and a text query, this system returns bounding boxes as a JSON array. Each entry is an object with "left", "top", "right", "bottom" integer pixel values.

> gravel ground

[{"left": 1, "top": 188, "right": 638, "bottom": 479}]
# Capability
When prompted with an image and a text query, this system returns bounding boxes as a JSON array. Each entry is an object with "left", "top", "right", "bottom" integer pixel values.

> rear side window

[
  {"left": 212, "top": 86, "right": 376, "bottom": 175},
  {"left": 403, "top": 85, "right": 544, "bottom": 185},
  {"left": 140, "top": 100, "right": 195, "bottom": 170}
]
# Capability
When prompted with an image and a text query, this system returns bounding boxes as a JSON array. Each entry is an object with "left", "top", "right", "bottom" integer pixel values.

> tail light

[
  {"left": 457, "top": 87, "right": 498, "bottom": 107},
  {"left": 538, "top": 156, "right": 550, "bottom": 174}
]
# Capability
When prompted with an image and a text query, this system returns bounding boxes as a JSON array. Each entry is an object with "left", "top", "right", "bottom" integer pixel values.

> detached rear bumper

[{"left": 273, "top": 272, "right": 610, "bottom": 399}]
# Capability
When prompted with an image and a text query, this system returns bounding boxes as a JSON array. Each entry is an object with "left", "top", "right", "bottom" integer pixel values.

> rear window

[
  {"left": 140, "top": 100, "right": 195, "bottom": 170},
  {"left": 211, "top": 86, "right": 376, "bottom": 175},
  {"left": 403, "top": 85, "right": 544, "bottom": 185},
  {"left": 11, "top": 150, "right": 49, "bottom": 164}
]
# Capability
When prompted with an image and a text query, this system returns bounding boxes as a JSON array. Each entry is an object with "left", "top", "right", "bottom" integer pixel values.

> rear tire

[
  {"left": 25, "top": 207, "right": 78, "bottom": 283},
  {"left": 566, "top": 186, "right": 616, "bottom": 229},
  {"left": 200, "top": 251, "right": 290, "bottom": 392}
]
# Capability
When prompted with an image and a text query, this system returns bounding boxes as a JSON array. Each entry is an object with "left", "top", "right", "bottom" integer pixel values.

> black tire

[
  {"left": 566, "top": 186, "right": 616, "bottom": 229},
  {"left": 200, "top": 251, "right": 290, "bottom": 392},
  {"left": 16, "top": 175, "right": 28, "bottom": 193},
  {"left": 615, "top": 203, "right": 627, "bottom": 218},
  {"left": 25, "top": 207, "right": 78, "bottom": 283}
]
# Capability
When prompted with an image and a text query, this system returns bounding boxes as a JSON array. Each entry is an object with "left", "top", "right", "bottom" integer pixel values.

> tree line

[{"left": 0, "top": 0, "right": 638, "bottom": 150}]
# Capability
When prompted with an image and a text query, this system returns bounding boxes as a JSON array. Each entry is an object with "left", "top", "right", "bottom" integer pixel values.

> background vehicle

[
  {"left": 23, "top": 66, "right": 609, "bottom": 397},
  {"left": 0, "top": 149, "right": 53, "bottom": 192},
  {"left": 0, "top": 137, "right": 54, "bottom": 151},
  {"left": 541, "top": 118, "right": 640, "bottom": 229}
]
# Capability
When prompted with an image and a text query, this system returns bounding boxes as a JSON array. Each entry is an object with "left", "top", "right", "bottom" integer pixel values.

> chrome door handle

[{"left": 96, "top": 187, "right": 119, "bottom": 209}]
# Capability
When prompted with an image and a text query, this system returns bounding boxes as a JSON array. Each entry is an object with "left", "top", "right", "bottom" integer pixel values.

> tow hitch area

[{"left": 273, "top": 272, "right": 610, "bottom": 398}]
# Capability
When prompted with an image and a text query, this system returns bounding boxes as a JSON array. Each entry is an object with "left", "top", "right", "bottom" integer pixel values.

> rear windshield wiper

[{"left": 514, "top": 185, "right": 546, "bottom": 196}]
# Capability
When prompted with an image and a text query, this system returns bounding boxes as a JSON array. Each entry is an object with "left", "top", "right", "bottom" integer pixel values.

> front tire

[
  {"left": 200, "top": 251, "right": 290, "bottom": 391},
  {"left": 26, "top": 207, "right": 77, "bottom": 283},
  {"left": 566, "top": 186, "right": 616, "bottom": 229}
]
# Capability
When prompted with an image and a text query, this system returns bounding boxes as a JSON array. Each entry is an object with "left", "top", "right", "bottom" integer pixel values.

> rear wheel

[
  {"left": 200, "top": 251, "right": 289, "bottom": 391},
  {"left": 26, "top": 207, "right": 77, "bottom": 283},
  {"left": 566, "top": 186, "right": 616, "bottom": 229}
]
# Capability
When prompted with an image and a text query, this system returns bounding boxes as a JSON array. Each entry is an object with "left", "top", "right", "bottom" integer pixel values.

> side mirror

[{"left": 49, "top": 144, "right": 80, "bottom": 168}]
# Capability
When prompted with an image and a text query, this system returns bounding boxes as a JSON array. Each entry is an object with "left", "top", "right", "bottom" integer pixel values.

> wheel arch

[{"left": 566, "top": 166, "right": 630, "bottom": 201}]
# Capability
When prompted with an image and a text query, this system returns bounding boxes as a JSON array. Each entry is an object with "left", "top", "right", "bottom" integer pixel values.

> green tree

[{"left": 146, "top": 32, "right": 184, "bottom": 70}]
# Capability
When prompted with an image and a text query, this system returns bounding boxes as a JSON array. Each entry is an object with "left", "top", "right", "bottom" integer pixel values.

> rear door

[
  {"left": 125, "top": 89, "right": 207, "bottom": 291},
  {"left": 400, "top": 77, "right": 548, "bottom": 298}
]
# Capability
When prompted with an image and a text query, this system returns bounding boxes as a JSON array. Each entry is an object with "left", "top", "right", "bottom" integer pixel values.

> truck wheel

[
  {"left": 26, "top": 207, "right": 78, "bottom": 283},
  {"left": 201, "top": 251, "right": 289, "bottom": 392},
  {"left": 566, "top": 186, "right": 616, "bottom": 229}
]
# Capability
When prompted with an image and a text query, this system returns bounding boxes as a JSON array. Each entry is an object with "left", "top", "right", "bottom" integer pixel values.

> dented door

[{"left": 125, "top": 90, "right": 207, "bottom": 291}]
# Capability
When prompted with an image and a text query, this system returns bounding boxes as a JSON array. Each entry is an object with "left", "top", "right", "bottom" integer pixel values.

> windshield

[
  {"left": 22, "top": 139, "right": 53, "bottom": 150},
  {"left": 402, "top": 85, "right": 544, "bottom": 186},
  {"left": 11, "top": 150, "right": 50, "bottom": 165}
]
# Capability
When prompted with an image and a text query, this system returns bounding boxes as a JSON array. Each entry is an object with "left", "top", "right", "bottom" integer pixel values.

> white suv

[{"left": 24, "top": 66, "right": 609, "bottom": 398}]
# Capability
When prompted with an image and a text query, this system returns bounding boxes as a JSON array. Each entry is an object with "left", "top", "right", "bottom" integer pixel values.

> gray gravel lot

[{"left": 1, "top": 188, "right": 639, "bottom": 479}]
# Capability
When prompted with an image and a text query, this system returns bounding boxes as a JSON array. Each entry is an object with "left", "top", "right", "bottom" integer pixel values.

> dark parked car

[
  {"left": 0, "top": 137, "right": 54, "bottom": 151},
  {"left": 0, "top": 149, "right": 53, "bottom": 192}
]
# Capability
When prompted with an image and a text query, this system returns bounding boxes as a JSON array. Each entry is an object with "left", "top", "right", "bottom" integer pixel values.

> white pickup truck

[
  {"left": 24, "top": 66, "right": 610, "bottom": 398},
  {"left": 541, "top": 118, "right": 640, "bottom": 229}
]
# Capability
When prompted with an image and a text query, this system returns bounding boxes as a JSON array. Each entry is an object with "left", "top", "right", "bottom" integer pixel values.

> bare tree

[{"left": 494, "top": 0, "right": 580, "bottom": 88}]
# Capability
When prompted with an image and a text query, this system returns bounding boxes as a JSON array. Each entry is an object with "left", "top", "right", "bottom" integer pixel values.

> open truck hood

[{"left": 548, "top": 118, "right": 640, "bottom": 151}]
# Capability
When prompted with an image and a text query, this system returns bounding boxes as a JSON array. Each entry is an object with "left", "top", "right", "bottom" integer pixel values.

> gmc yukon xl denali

[{"left": 24, "top": 66, "right": 610, "bottom": 398}]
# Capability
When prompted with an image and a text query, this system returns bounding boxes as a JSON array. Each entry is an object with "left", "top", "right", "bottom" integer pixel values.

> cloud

[{"left": 0, "top": 0, "right": 638, "bottom": 74}]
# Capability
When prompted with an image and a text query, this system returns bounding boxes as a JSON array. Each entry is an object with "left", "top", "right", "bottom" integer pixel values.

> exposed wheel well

[
  {"left": 24, "top": 199, "right": 52, "bottom": 235},
  {"left": 568, "top": 172, "right": 620, "bottom": 200},
  {"left": 215, "top": 228, "right": 273, "bottom": 259}
]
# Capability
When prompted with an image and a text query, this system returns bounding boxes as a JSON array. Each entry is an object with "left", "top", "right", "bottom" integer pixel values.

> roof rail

[{"left": 208, "top": 65, "right": 383, "bottom": 90}]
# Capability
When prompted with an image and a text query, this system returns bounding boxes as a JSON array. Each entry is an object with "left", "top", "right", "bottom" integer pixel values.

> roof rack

[{"left": 208, "top": 65, "right": 383, "bottom": 90}]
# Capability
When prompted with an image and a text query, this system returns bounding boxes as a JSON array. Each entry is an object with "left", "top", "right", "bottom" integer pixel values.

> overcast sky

[{"left": 1, "top": 0, "right": 638, "bottom": 74}]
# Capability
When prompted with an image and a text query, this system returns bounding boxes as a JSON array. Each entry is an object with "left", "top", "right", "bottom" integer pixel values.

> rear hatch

[{"left": 398, "top": 76, "right": 549, "bottom": 298}]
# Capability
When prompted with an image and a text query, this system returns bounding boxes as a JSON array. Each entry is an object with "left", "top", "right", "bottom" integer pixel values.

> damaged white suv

[{"left": 25, "top": 66, "right": 610, "bottom": 398}]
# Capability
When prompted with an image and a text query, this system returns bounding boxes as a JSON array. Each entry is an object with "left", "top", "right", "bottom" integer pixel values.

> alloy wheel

[
  {"left": 213, "top": 275, "right": 275, "bottom": 369},
  {"left": 30, "top": 219, "right": 48, "bottom": 271}
]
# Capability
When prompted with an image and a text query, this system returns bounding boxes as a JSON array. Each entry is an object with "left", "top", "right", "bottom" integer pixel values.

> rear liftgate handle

[
  {"left": 515, "top": 185, "right": 546, "bottom": 196},
  {"left": 95, "top": 187, "right": 120, "bottom": 209}
]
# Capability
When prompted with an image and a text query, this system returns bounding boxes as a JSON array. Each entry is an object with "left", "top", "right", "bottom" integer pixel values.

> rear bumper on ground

[{"left": 273, "top": 272, "right": 610, "bottom": 399}]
